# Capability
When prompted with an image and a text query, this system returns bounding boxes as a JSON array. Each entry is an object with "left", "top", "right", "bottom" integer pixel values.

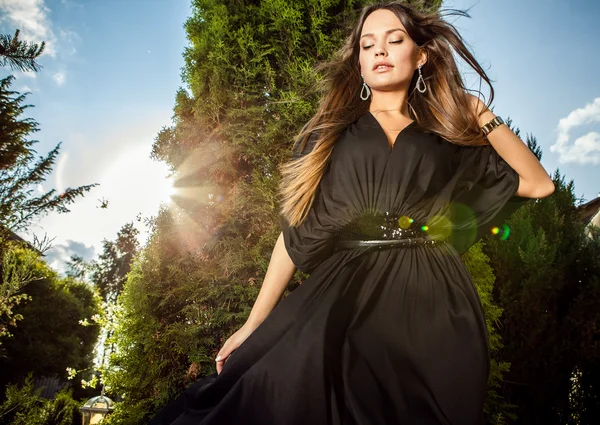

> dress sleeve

[
  {"left": 280, "top": 132, "right": 339, "bottom": 274},
  {"left": 279, "top": 201, "right": 338, "bottom": 274},
  {"left": 448, "top": 144, "right": 529, "bottom": 254}
]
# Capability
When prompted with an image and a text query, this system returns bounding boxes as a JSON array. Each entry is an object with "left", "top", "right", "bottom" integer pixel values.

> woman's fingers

[
  {"left": 215, "top": 351, "right": 235, "bottom": 374},
  {"left": 216, "top": 357, "right": 225, "bottom": 374},
  {"left": 216, "top": 340, "right": 232, "bottom": 362},
  {"left": 214, "top": 327, "right": 250, "bottom": 375},
  {"left": 215, "top": 348, "right": 228, "bottom": 374}
]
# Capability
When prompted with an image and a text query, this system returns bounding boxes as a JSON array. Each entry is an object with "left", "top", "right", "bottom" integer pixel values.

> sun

[
  {"left": 154, "top": 173, "right": 177, "bottom": 205},
  {"left": 99, "top": 146, "right": 177, "bottom": 217},
  {"left": 163, "top": 176, "right": 178, "bottom": 204}
]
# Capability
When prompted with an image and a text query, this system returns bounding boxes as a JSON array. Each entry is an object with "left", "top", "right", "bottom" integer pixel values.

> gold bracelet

[{"left": 481, "top": 116, "right": 505, "bottom": 140}]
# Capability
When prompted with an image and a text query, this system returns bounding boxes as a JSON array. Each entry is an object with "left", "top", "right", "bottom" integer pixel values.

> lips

[{"left": 373, "top": 61, "right": 393, "bottom": 70}]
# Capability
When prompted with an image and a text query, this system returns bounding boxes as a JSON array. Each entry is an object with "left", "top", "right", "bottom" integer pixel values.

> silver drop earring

[
  {"left": 360, "top": 74, "right": 371, "bottom": 100},
  {"left": 416, "top": 63, "right": 427, "bottom": 94}
]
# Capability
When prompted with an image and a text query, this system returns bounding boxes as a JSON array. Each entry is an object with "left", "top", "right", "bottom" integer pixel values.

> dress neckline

[{"left": 365, "top": 111, "right": 417, "bottom": 152}]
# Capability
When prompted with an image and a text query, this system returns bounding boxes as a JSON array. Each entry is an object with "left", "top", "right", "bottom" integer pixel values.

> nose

[{"left": 374, "top": 43, "right": 387, "bottom": 57}]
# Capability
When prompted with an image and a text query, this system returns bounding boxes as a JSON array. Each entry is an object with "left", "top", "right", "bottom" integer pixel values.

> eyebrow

[{"left": 361, "top": 28, "right": 407, "bottom": 39}]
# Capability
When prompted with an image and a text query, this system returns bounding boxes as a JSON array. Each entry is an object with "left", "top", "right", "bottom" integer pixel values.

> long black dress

[{"left": 150, "top": 111, "right": 527, "bottom": 425}]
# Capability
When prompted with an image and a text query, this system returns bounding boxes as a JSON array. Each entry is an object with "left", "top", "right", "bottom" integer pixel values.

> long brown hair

[{"left": 279, "top": 1, "right": 495, "bottom": 227}]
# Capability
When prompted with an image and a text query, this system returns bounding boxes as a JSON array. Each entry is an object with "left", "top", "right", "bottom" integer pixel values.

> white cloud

[
  {"left": 0, "top": 0, "right": 57, "bottom": 57},
  {"left": 20, "top": 85, "right": 32, "bottom": 92},
  {"left": 0, "top": 0, "right": 82, "bottom": 68},
  {"left": 44, "top": 239, "right": 96, "bottom": 276},
  {"left": 53, "top": 71, "right": 66, "bottom": 86},
  {"left": 21, "top": 109, "right": 174, "bottom": 265},
  {"left": 550, "top": 97, "right": 600, "bottom": 165}
]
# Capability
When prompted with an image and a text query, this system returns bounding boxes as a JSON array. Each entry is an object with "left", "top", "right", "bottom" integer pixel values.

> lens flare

[
  {"left": 500, "top": 224, "right": 511, "bottom": 240},
  {"left": 490, "top": 224, "right": 511, "bottom": 240},
  {"left": 398, "top": 216, "right": 412, "bottom": 229}
]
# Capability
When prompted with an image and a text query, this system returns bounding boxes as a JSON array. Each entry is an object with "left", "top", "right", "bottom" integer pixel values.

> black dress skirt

[{"left": 149, "top": 112, "right": 526, "bottom": 425}]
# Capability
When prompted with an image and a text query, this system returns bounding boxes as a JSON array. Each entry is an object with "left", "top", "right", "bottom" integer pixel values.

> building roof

[
  {"left": 578, "top": 196, "right": 600, "bottom": 226},
  {"left": 0, "top": 225, "right": 42, "bottom": 254}
]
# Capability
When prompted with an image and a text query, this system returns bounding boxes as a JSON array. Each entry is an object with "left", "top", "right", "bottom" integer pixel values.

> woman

[{"left": 151, "top": 2, "right": 554, "bottom": 424}]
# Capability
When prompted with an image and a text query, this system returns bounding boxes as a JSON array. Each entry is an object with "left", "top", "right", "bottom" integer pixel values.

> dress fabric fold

[{"left": 149, "top": 112, "right": 526, "bottom": 425}]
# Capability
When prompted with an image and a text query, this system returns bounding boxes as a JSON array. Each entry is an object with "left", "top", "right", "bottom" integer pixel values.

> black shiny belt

[{"left": 334, "top": 212, "right": 446, "bottom": 251}]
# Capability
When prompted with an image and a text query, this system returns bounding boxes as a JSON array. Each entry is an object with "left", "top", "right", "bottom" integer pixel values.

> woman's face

[{"left": 358, "top": 9, "right": 424, "bottom": 92}]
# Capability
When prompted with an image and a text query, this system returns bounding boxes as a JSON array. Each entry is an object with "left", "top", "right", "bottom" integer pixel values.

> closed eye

[{"left": 362, "top": 40, "right": 403, "bottom": 50}]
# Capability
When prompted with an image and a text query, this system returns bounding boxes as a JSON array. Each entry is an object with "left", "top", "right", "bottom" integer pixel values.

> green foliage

[
  {"left": 0, "top": 29, "right": 45, "bottom": 73},
  {"left": 0, "top": 374, "right": 42, "bottom": 425},
  {"left": 462, "top": 241, "right": 518, "bottom": 424},
  {"left": 0, "top": 375, "right": 80, "bottom": 425},
  {"left": 90, "top": 222, "right": 140, "bottom": 303},
  {"left": 483, "top": 162, "right": 600, "bottom": 424},
  {"left": 43, "top": 389, "right": 80, "bottom": 425},
  {"left": 0, "top": 240, "right": 41, "bottom": 343},
  {"left": 113, "top": 1, "right": 381, "bottom": 417},
  {"left": 0, "top": 244, "right": 101, "bottom": 391},
  {"left": 102, "top": 209, "right": 261, "bottom": 424},
  {"left": 0, "top": 75, "right": 97, "bottom": 232},
  {"left": 106, "top": 1, "right": 529, "bottom": 424}
]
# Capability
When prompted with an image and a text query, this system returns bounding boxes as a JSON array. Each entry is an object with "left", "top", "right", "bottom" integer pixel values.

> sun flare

[
  {"left": 157, "top": 175, "right": 177, "bottom": 205},
  {"left": 99, "top": 146, "right": 178, "bottom": 216}
]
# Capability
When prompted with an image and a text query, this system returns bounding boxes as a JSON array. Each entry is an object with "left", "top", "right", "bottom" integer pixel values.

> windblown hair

[{"left": 279, "top": 1, "right": 496, "bottom": 227}]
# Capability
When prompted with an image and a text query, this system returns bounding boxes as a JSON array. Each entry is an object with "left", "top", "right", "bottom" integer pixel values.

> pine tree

[
  {"left": 88, "top": 222, "right": 140, "bottom": 380},
  {"left": 0, "top": 29, "right": 45, "bottom": 73},
  {"left": 0, "top": 75, "right": 97, "bottom": 232},
  {"left": 90, "top": 222, "right": 140, "bottom": 304},
  {"left": 107, "top": 1, "right": 377, "bottom": 421}
]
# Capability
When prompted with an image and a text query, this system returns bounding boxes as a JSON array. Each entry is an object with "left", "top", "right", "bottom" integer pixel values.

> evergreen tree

[
  {"left": 85, "top": 222, "right": 140, "bottom": 382},
  {"left": 0, "top": 29, "right": 96, "bottom": 353},
  {"left": 90, "top": 222, "right": 140, "bottom": 304},
  {"left": 0, "top": 29, "right": 45, "bottom": 73},
  {"left": 107, "top": 1, "right": 378, "bottom": 422},
  {"left": 482, "top": 132, "right": 600, "bottom": 424},
  {"left": 462, "top": 242, "right": 519, "bottom": 424},
  {"left": 104, "top": 1, "right": 514, "bottom": 423},
  {"left": 0, "top": 75, "right": 97, "bottom": 232}
]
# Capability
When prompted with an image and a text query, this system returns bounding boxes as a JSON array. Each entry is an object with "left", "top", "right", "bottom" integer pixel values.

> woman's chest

[{"left": 329, "top": 129, "right": 460, "bottom": 179}]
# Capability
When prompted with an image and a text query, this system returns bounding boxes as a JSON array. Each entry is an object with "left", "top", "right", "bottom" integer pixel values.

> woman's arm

[
  {"left": 469, "top": 95, "right": 555, "bottom": 199},
  {"left": 246, "top": 231, "right": 297, "bottom": 329}
]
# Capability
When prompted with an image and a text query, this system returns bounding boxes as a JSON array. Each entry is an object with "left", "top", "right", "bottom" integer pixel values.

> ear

[{"left": 418, "top": 48, "right": 428, "bottom": 67}]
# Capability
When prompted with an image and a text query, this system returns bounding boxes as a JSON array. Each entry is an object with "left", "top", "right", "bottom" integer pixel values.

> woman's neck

[{"left": 368, "top": 89, "right": 411, "bottom": 120}]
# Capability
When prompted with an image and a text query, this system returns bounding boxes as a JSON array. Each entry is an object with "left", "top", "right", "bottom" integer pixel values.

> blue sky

[{"left": 0, "top": 0, "right": 598, "bottom": 273}]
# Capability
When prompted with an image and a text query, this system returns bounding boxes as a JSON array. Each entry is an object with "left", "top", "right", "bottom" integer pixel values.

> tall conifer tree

[
  {"left": 0, "top": 76, "right": 97, "bottom": 232},
  {"left": 483, "top": 137, "right": 600, "bottom": 425},
  {"left": 105, "top": 2, "right": 519, "bottom": 423},
  {"left": 0, "top": 29, "right": 45, "bottom": 73}
]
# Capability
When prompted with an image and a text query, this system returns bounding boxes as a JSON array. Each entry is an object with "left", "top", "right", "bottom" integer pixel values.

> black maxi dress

[{"left": 150, "top": 111, "right": 527, "bottom": 425}]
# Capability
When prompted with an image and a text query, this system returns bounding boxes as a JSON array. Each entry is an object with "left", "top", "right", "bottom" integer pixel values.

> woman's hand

[
  {"left": 213, "top": 232, "right": 296, "bottom": 375},
  {"left": 215, "top": 323, "right": 257, "bottom": 374}
]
